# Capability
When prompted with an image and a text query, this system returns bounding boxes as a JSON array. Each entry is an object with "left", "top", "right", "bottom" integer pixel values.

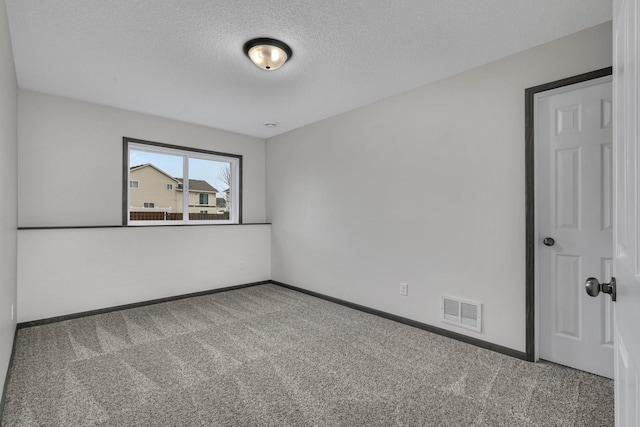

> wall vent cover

[{"left": 440, "top": 296, "right": 482, "bottom": 332}]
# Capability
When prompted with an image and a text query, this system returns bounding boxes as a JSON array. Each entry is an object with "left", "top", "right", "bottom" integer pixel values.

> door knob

[
  {"left": 543, "top": 237, "right": 555, "bottom": 246},
  {"left": 585, "top": 277, "right": 617, "bottom": 302}
]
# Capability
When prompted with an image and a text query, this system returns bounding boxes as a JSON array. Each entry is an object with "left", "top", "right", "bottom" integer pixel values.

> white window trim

[{"left": 126, "top": 140, "right": 241, "bottom": 226}]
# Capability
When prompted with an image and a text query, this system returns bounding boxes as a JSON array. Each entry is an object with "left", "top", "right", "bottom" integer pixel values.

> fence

[{"left": 130, "top": 212, "right": 230, "bottom": 221}]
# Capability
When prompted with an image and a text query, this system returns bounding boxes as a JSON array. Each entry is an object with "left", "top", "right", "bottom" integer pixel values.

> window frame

[{"left": 123, "top": 137, "right": 242, "bottom": 226}]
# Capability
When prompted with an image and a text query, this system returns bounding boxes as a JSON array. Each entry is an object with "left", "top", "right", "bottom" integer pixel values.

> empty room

[{"left": 0, "top": 0, "right": 638, "bottom": 426}]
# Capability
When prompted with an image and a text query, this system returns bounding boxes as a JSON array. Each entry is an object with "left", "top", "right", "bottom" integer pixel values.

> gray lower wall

[{"left": 17, "top": 225, "right": 271, "bottom": 322}]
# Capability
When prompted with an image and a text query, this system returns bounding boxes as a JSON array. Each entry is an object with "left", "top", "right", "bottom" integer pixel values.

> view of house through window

[{"left": 125, "top": 139, "right": 240, "bottom": 225}]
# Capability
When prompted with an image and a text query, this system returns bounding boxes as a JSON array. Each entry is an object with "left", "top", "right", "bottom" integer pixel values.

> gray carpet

[{"left": 1, "top": 284, "right": 614, "bottom": 426}]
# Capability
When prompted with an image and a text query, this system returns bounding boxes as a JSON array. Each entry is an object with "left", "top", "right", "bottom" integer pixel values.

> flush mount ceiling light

[{"left": 243, "top": 38, "right": 292, "bottom": 71}]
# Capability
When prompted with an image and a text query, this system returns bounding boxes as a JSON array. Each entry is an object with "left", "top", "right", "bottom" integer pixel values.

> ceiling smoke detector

[
  {"left": 264, "top": 122, "right": 278, "bottom": 128},
  {"left": 244, "top": 38, "right": 292, "bottom": 71}
]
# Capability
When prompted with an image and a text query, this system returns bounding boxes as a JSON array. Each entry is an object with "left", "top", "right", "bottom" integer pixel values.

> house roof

[
  {"left": 130, "top": 164, "right": 181, "bottom": 183},
  {"left": 130, "top": 164, "right": 217, "bottom": 192},
  {"left": 216, "top": 198, "right": 226, "bottom": 207},
  {"left": 175, "top": 178, "right": 218, "bottom": 193}
]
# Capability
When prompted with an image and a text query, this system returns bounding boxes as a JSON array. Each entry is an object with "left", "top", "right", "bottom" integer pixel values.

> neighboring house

[
  {"left": 175, "top": 178, "right": 219, "bottom": 214},
  {"left": 130, "top": 164, "right": 220, "bottom": 214},
  {"left": 129, "top": 164, "right": 181, "bottom": 212}
]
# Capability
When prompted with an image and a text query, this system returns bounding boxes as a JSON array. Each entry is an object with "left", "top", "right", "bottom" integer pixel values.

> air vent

[{"left": 441, "top": 296, "right": 482, "bottom": 332}]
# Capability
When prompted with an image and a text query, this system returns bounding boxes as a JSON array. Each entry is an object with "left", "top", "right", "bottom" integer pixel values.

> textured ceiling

[{"left": 5, "top": 0, "right": 612, "bottom": 139}]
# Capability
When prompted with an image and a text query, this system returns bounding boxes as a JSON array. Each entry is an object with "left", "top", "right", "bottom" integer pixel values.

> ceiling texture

[{"left": 5, "top": 0, "right": 612, "bottom": 139}]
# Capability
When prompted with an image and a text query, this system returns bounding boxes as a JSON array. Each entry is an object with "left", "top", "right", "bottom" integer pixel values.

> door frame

[{"left": 524, "top": 66, "right": 612, "bottom": 362}]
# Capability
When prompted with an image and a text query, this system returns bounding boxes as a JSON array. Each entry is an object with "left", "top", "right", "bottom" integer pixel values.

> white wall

[
  {"left": 17, "top": 225, "right": 270, "bottom": 322},
  {"left": 0, "top": 0, "right": 17, "bottom": 393},
  {"left": 266, "top": 22, "right": 613, "bottom": 352},
  {"left": 17, "top": 92, "right": 271, "bottom": 322},
  {"left": 18, "top": 90, "right": 266, "bottom": 227}
]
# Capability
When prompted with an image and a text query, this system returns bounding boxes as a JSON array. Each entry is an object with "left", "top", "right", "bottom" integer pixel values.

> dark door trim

[{"left": 524, "top": 66, "right": 612, "bottom": 362}]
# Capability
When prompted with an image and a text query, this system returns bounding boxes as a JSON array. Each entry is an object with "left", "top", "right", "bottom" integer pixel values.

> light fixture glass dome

[{"left": 243, "top": 38, "right": 292, "bottom": 71}]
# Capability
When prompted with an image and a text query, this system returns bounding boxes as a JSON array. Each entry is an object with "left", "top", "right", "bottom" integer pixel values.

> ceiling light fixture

[
  {"left": 243, "top": 38, "right": 292, "bottom": 71},
  {"left": 264, "top": 122, "right": 278, "bottom": 128}
]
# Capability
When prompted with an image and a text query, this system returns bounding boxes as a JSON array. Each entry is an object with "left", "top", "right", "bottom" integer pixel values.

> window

[{"left": 124, "top": 137, "right": 241, "bottom": 225}]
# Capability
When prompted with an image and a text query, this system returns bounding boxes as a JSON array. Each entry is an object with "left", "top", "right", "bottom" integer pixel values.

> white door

[
  {"left": 613, "top": 0, "right": 640, "bottom": 424},
  {"left": 537, "top": 77, "right": 614, "bottom": 379}
]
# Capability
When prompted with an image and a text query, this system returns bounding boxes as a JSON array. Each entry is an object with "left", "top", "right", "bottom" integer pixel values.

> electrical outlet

[
  {"left": 239, "top": 261, "right": 245, "bottom": 270},
  {"left": 400, "top": 283, "right": 408, "bottom": 296}
]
